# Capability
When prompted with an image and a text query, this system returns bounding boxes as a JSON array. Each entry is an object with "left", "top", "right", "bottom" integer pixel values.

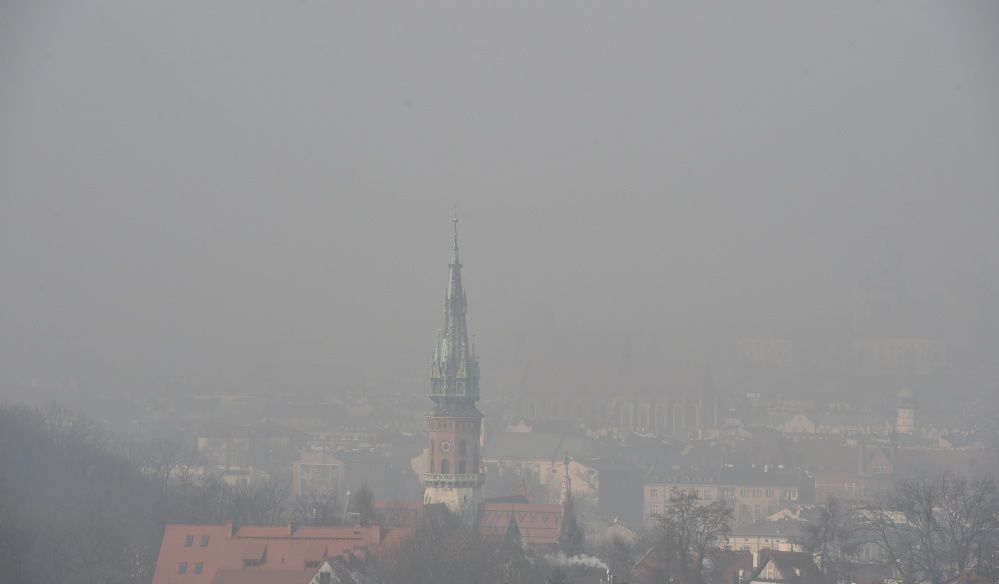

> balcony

[{"left": 421, "top": 473, "right": 485, "bottom": 488}]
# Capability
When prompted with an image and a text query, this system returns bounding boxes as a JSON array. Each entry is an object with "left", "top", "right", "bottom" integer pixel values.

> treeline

[
  {"left": 0, "top": 403, "right": 353, "bottom": 584},
  {"left": 805, "top": 475, "right": 999, "bottom": 584},
  {"left": 642, "top": 475, "right": 999, "bottom": 584}
]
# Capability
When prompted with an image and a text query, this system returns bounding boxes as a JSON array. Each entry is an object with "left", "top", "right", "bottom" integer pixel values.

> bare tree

[
  {"left": 802, "top": 496, "right": 863, "bottom": 584},
  {"left": 350, "top": 481, "right": 376, "bottom": 524},
  {"left": 861, "top": 473, "right": 999, "bottom": 584},
  {"left": 292, "top": 490, "right": 340, "bottom": 527},
  {"left": 651, "top": 488, "right": 734, "bottom": 584},
  {"left": 134, "top": 437, "right": 199, "bottom": 491},
  {"left": 375, "top": 505, "right": 515, "bottom": 584}
]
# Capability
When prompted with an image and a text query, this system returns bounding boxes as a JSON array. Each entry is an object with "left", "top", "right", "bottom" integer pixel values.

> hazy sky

[{"left": 1, "top": 2, "right": 997, "bottom": 396}]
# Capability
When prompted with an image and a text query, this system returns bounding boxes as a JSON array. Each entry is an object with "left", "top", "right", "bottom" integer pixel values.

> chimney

[{"left": 288, "top": 522, "right": 295, "bottom": 536}]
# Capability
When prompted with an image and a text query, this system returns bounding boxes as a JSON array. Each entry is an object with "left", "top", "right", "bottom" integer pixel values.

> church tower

[{"left": 423, "top": 215, "right": 484, "bottom": 521}]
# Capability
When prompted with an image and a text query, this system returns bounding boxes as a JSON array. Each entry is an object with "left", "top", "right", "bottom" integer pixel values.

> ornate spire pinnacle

[
  {"left": 431, "top": 213, "right": 480, "bottom": 406},
  {"left": 451, "top": 211, "right": 460, "bottom": 266}
]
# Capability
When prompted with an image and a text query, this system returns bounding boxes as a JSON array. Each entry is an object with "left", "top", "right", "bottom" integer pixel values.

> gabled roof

[
  {"left": 749, "top": 550, "right": 826, "bottom": 584},
  {"left": 630, "top": 543, "right": 751, "bottom": 584},
  {"left": 479, "top": 502, "right": 563, "bottom": 548}
]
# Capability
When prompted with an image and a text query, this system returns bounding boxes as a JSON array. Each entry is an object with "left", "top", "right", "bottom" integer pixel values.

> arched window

[
  {"left": 440, "top": 459, "right": 449, "bottom": 474},
  {"left": 459, "top": 460, "right": 466, "bottom": 474},
  {"left": 459, "top": 440, "right": 466, "bottom": 456}
]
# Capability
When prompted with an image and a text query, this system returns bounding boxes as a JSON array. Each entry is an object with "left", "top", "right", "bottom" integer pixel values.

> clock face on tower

[{"left": 440, "top": 441, "right": 452, "bottom": 453}]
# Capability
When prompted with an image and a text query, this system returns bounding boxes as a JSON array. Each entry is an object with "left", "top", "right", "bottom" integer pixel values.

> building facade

[
  {"left": 643, "top": 468, "right": 813, "bottom": 525},
  {"left": 292, "top": 452, "right": 344, "bottom": 498}
]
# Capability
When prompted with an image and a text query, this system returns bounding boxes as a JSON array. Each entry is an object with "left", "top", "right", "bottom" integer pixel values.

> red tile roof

[
  {"left": 372, "top": 498, "right": 564, "bottom": 547},
  {"left": 151, "top": 523, "right": 381, "bottom": 584},
  {"left": 478, "top": 502, "right": 563, "bottom": 547},
  {"left": 210, "top": 570, "right": 316, "bottom": 584}
]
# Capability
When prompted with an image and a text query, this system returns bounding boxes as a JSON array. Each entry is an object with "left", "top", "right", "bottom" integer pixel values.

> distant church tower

[
  {"left": 895, "top": 387, "right": 915, "bottom": 436},
  {"left": 423, "top": 215, "right": 484, "bottom": 521}
]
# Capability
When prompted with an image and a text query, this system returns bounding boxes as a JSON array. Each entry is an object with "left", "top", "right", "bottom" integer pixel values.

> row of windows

[
  {"left": 430, "top": 457, "right": 479, "bottom": 474},
  {"left": 647, "top": 488, "right": 714, "bottom": 501},
  {"left": 647, "top": 486, "right": 796, "bottom": 501},
  {"left": 183, "top": 535, "right": 210, "bottom": 547},
  {"left": 738, "top": 488, "right": 777, "bottom": 498},
  {"left": 429, "top": 420, "right": 477, "bottom": 432},
  {"left": 178, "top": 562, "right": 203, "bottom": 575}
]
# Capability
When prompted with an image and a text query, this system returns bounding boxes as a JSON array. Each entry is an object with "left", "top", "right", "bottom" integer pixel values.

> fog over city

[
  {"left": 3, "top": 1, "right": 997, "bottom": 399},
  {"left": 1, "top": 3, "right": 998, "bottom": 584}
]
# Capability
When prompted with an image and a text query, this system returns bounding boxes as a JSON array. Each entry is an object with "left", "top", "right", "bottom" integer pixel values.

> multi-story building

[
  {"left": 643, "top": 467, "right": 813, "bottom": 525},
  {"left": 292, "top": 452, "right": 344, "bottom": 497}
]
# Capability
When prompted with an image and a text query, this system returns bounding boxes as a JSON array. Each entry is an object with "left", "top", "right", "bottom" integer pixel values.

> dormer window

[
  {"left": 178, "top": 562, "right": 188, "bottom": 574},
  {"left": 200, "top": 535, "right": 210, "bottom": 547},
  {"left": 184, "top": 535, "right": 194, "bottom": 547}
]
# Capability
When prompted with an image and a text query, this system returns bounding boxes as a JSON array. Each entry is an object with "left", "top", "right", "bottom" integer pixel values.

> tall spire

[
  {"left": 560, "top": 450, "right": 572, "bottom": 505},
  {"left": 431, "top": 213, "right": 480, "bottom": 405}
]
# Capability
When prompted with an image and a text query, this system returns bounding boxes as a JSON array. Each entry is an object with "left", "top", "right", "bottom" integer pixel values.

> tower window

[
  {"left": 459, "top": 440, "right": 466, "bottom": 456},
  {"left": 459, "top": 460, "right": 466, "bottom": 474},
  {"left": 440, "top": 459, "right": 449, "bottom": 474}
]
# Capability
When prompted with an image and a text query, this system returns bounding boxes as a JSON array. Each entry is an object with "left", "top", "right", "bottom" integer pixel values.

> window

[
  {"left": 752, "top": 488, "right": 761, "bottom": 497},
  {"left": 459, "top": 440, "right": 466, "bottom": 456},
  {"left": 740, "top": 488, "right": 749, "bottom": 497},
  {"left": 754, "top": 504, "right": 761, "bottom": 515},
  {"left": 194, "top": 563, "right": 203, "bottom": 575},
  {"left": 765, "top": 489, "right": 774, "bottom": 498},
  {"left": 200, "top": 535, "right": 209, "bottom": 547},
  {"left": 703, "top": 490, "right": 713, "bottom": 501},
  {"left": 649, "top": 488, "right": 658, "bottom": 499},
  {"left": 184, "top": 535, "right": 194, "bottom": 547},
  {"left": 440, "top": 459, "right": 449, "bottom": 474},
  {"left": 459, "top": 460, "right": 466, "bottom": 474},
  {"left": 179, "top": 562, "right": 188, "bottom": 575},
  {"left": 650, "top": 504, "right": 658, "bottom": 516}
]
